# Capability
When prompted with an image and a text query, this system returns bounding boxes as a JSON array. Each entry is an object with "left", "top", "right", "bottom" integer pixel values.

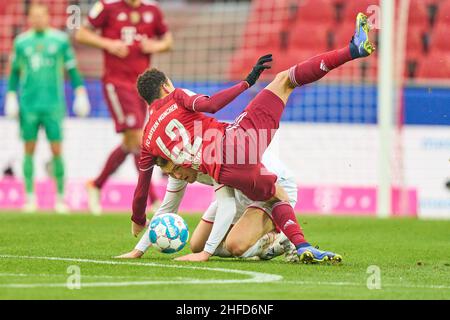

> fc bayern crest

[
  {"left": 130, "top": 11, "right": 141, "bottom": 24},
  {"left": 143, "top": 12, "right": 153, "bottom": 23}
]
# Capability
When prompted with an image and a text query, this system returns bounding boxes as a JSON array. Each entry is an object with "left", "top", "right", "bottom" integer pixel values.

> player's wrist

[{"left": 75, "top": 86, "right": 87, "bottom": 95}]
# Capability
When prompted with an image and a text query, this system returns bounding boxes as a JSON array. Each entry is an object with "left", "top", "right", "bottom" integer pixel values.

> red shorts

[
  {"left": 103, "top": 82, "right": 147, "bottom": 133},
  {"left": 218, "top": 89, "right": 285, "bottom": 201}
]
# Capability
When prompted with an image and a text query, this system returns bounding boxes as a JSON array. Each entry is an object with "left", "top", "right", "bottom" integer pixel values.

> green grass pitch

[{"left": 0, "top": 212, "right": 449, "bottom": 300}]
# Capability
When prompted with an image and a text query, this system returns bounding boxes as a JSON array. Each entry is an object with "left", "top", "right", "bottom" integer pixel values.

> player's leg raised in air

[{"left": 220, "top": 13, "right": 374, "bottom": 263}]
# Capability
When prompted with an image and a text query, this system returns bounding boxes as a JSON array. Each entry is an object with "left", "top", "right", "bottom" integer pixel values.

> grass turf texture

[{"left": 0, "top": 212, "right": 449, "bottom": 300}]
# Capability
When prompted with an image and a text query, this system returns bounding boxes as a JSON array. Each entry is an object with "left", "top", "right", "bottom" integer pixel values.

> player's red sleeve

[
  {"left": 86, "top": 1, "right": 108, "bottom": 29},
  {"left": 131, "top": 149, "right": 155, "bottom": 226},
  {"left": 153, "top": 4, "right": 169, "bottom": 37},
  {"left": 176, "top": 81, "right": 249, "bottom": 114}
]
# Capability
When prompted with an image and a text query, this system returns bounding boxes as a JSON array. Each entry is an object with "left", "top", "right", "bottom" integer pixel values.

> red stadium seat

[
  {"left": 289, "top": 22, "right": 330, "bottom": 52},
  {"left": 435, "top": 0, "right": 450, "bottom": 27},
  {"left": 343, "top": 0, "right": 380, "bottom": 22},
  {"left": 431, "top": 24, "right": 450, "bottom": 52},
  {"left": 334, "top": 21, "right": 357, "bottom": 48},
  {"left": 295, "top": 0, "right": 335, "bottom": 23},
  {"left": 408, "top": 0, "right": 430, "bottom": 27},
  {"left": 406, "top": 26, "right": 426, "bottom": 53},
  {"left": 416, "top": 51, "right": 450, "bottom": 79}
]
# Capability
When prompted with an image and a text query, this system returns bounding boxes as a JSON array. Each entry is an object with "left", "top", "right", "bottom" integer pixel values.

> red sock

[
  {"left": 272, "top": 202, "right": 307, "bottom": 247},
  {"left": 133, "top": 153, "right": 159, "bottom": 203},
  {"left": 94, "top": 145, "right": 128, "bottom": 188},
  {"left": 288, "top": 47, "right": 353, "bottom": 87}
]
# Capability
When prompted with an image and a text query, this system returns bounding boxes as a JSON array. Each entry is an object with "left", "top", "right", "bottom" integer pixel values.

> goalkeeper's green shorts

[{"left": 19, "top": 110, "right": 63, "bottom": 142}]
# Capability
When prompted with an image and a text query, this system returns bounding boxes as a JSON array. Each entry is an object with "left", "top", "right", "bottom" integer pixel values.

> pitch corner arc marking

[{"left": 0, "top": 254, "right": 283, "bottom": 288}]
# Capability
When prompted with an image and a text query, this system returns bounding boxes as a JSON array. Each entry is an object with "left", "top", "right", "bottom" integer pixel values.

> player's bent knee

[{"left": 225, "top": 238, "right": 249, "bottom": 257}]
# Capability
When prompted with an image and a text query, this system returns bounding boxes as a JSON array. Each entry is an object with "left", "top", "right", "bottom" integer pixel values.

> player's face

[
  {"left": 162, "top": 161, "right": 198, "bottom": 183},
  {"left": 162, "top": 78, "right": 176, "bottom": 95},
  {"left": 28, "top": 6, "right": 50, "bottom": 31},
  {"left": 125, "top": 0, "right": 141, "bottom": 8}
]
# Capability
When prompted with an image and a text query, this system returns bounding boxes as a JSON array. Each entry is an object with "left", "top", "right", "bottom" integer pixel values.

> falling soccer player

[
  {"left": 5, "top": 3, "right": 91, "bottom": 214},
  {"left": 131, "top": 13, "right": 375, "bottom": 263}
]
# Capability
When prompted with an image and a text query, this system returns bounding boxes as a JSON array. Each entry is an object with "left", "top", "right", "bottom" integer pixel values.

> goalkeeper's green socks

[
  {"left": 23, "top": 154, "right": 34, "bottom": 197},
  {"left": 52, "top": 155, "right": 65, "bottom": 197}
]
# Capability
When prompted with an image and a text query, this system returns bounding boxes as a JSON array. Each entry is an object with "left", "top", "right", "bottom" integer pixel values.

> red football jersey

[
  {"left": 141, "top": 89, "right": 228, "bottom": 180},
  {"left": 87, "top": 0, "right": 168, "bottom": 86}
]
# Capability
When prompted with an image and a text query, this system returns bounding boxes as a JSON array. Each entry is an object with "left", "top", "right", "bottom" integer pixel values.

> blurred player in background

[
  {"left": 4, "top": 3, "right": 91, "bottom": 214},
  {"left": 75, "top": 0, "right": 173, "bottom": 215}
]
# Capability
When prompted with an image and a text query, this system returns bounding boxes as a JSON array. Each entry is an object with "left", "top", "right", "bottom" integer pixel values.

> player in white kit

[{"left": 116, "top": 151, "right": 299, "bottom": 262}]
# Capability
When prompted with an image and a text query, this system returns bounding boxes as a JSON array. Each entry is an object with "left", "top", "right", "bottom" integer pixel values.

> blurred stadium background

[{"left": 0, "top": 0, "right": 449, "bottom": 218}]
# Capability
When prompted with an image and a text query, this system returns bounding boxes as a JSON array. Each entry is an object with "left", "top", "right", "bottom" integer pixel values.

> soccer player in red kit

[
  {"left": 75, "top": 0, "right": 172, "bottom": 214},
  {"left": 132, "top": 13, "right": 375, "bottom": 263}
]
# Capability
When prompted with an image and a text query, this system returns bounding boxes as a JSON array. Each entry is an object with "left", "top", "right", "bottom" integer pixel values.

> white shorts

[{"left": 201, "top": 176, "right": 298, "bottom": 224}]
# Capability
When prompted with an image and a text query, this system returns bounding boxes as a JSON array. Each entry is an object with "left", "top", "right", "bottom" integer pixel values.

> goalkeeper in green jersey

[{"left": 5, "top": 3, "right": 91, "bottom": 213}]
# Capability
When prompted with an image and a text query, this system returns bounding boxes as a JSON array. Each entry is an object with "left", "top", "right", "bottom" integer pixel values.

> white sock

[
  {"left": 259, "top": 232, "right": 289, "bottom": 260},
  {"left": 135, "top": 227, "right": 152, "bottom": 253}
]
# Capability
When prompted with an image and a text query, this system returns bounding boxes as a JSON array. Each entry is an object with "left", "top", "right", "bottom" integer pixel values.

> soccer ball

[{"left": 149, "top": 213, "right": 189, "bottom": 253}]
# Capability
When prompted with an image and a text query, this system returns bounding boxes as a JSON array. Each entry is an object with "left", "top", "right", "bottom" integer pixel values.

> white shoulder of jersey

[
  {"left": 181, "top": 88, "right": 197, "bottom": 97},
  {"left": 89, "top": 1, "right": 105, "bottom": 19},
  {"left": 104, "top": 0, "right": 121, "bottom": 4}
]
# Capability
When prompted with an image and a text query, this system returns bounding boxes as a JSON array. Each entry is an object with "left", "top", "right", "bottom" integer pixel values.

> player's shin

[
  {"left": 23, "top": 154, "right": 34, "bottom": 197},
  {"left": 288, "top": 47, "right": 353, "bottom": 87},
  {"left": 52, "top": 155, "right": 65, "bottom": 197},
  {"left": 94, "top": 144, "right": 129, "bottom": 188},
  {"left": 271, "top": 202, "right": 308, "bottom": 249}
]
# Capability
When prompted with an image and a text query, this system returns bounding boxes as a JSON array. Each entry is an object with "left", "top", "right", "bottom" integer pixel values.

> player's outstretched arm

[
  {"left": 63, "top": 36, "right": 91, "bottom": 117},
  {"left": 175, "top": 184, "right": 236, "bottom": 262},
  {"left": 131, "top": 151, "right": 156, "bottom": 236},
  {"left": 75, "top": 25, "right": 129, "bottom": 58},
  {"left": 5, "top": 40, "right": 21, "bottom": 118},
  {"left": 189, "top": 54, "right": 272, "bottom": 114}
]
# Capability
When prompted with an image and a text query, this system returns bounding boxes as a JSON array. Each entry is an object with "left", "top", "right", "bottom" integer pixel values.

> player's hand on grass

[
  {"left": 131, "top": 219, "right": 149, "bottom": 237},
  {"left": 114, "top": 249, "right": 144, "bottom": 259},
  {"left": 244, "top": 54, "right": 273, "bottom": 87},
  {"left": 5, "top": 92, "right": 19, "bottom": 119},
  {"left": 105, "top": 39, "right": 129, "bottom": 58},
  {"left": 175, "top": 251, "right": 212, "bottom": 262},
  {"left": 73, "top": 87, "right": 91, "bottom": 117},
  {"left": 140, "top": 36, "right": 165, "bottom": 54}
]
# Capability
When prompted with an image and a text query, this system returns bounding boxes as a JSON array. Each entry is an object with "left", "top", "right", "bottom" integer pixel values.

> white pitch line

[
  {"left": 0, "top": 254, "right": 282, "bottom": 288},
  {"left": 283, "top": 280, "right": 450, "bottom": 290}
]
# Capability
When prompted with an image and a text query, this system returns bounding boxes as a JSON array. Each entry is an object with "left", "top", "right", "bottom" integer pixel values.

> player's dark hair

[
  {"left": 155, "top": 157, "right": 169, "bottom": 168},
  {"left": 137, "top": 68, "right": 168, "bottom": 104}
]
